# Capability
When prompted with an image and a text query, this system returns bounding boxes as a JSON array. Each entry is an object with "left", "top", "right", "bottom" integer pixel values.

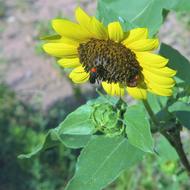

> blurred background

[{"left": 0, "top": 0, "right": 190, "bottom": 189}]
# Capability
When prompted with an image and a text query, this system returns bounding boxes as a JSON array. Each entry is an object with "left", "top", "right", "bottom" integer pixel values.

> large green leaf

[
  {"left": 168, "top": 101, "right": 190, "bottom": 129},
  {"left": 18, "top": 103, "right": 97, "bottom": 158},
  {"left": 97, "top": 0, "right": 190, "bottom": 36},
  {"left": 159, "top": 43, "right": 190, "bottom": 85},
  {"left": 18, "top": 96, "right": 125, "bottom": 158},
  {"left": 65, "top": 136, "right": 143, "bottom": 190},
  {"left": 124, "top": 105, "right": 154, "bottom": 153}
]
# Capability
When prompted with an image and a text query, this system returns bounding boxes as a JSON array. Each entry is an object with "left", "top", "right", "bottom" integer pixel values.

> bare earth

[{"left": 0, "top": 0, "right": 190, "bottom": 109}]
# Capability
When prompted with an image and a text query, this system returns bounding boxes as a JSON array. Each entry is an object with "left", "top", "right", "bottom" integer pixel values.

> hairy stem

[{"left": 142, "top": 100, "right": 190, "bottom": 175}]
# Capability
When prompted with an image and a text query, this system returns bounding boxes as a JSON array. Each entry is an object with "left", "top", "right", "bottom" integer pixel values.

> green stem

[
  {"left": 142, "top": 100, "right": 159, "bottom": 127},
  {"left": 142, "top": 100, "right": 190, "bottom": 176},
  {"left": 96, "top": 88, "right": 105, "bottom": 97},
  {"left": 161, "top": 128, "right": 190, "bottom": 176}
]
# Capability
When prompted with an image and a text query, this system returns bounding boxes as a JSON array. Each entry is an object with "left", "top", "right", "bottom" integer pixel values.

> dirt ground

[{"left": 0, "top": 0, "right": 190, "bottom": 110}]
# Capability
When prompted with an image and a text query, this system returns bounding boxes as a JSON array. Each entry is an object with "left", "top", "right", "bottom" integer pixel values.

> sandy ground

[{"left": 0, "top": 0, "right": 190, "bottom": 110}]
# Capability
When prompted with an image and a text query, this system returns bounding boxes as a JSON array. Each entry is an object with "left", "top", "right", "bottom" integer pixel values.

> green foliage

[
  {"left": 124, "top": 105, "right": 154, "bottom": 153},
  {"left": 19, "top": 96, "right": 124, "bottom": 158},
  {"left": 0, "top": 84, "right": 76, "bottom": 190},
  {"left": 5, "top": 0, "right": 190, "bottom": 189},
  {"left": 66, "top": 136, "right": 143, "bottom": 190},
  {"left": 144, "top": 93, "right": 170, "bottom": 123},
  {"left": 21, "top": 97, "right": 118, "bottom": 159},
  {"left": 96, "top": 1, "right": 136, "bottom": 31},
  {"left": 156, "top": 135, "right": 178, "bottom": 161},
  {"left": 173, "top": 0, "right": 190, "bottom": 11},
  {"left": 159, "top": 44, "right": 190, "bottom": 130},
  {"left": 106, "top": 135, "right": 186, "bottom": 190},
  {"left": 159, "top": 43, "right": 190, "bottom": 85},
  {"left": 91, "top": 103, "right": 124, "bottom": 136},
  {"left": 97, "top": 0, "right": 190, "bottom": 36},
  {"left": 168, "top": 101, "right": 190, "bottom": 129},
  {"left": 111, "top": 155, "right": 189, "bottom": 190},
  {"left": 58, "top": 104, "right": 96, "bottom": 135}
]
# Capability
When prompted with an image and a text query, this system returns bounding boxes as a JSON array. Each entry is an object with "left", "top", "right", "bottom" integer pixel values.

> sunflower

[{"left": 43, "top": 7, "right": 176, "bottom": 99}]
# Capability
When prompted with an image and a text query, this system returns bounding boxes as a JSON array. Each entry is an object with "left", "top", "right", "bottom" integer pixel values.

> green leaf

[
  {"left": 143, "top": 93, "right": 171, "bottom": 122},
  {"left": 146, "top": 93, "right": 168, "bottom": 114},
  {"left": 57, "top": 134, "right": 91, "bottom": 149},
  {"left": 159, "top": 43, "right": 190, "bottom": 85},
  {"left": 57, "top": 104, "right": 96, "bottom": 135},
  {"left": 156, "top": 135, "right": 178, "bottom": 175},
  {"left": 65, "top": 136, "right": 143, "bottom": 190},
  {"left": 96, "top": 0, "right": 137, "bottom": 30},
  {"left": 97, "top": 0, "right": 190, "bottom": 36},
  {"left": 18, "top": 131, "right": 91, "bottom": 159},
  {"left": 124, "top": 105, "right": 154, "bottom": 153},
  {"left": 156, "top": 134, "right": 178, "bottom": 161},
  {"left": 18, "top": 130, "right": 58, "bottom": 159},
  {"left": 87, "top": 95, "right": 119, "bottom": 107},
  {"left": 173, "top": 0, "right": 190, "bottom": 11},
  {"left": 168, "top": 101, "right": 190, "bottom": 129},
  {"left": 18, "top": 103, "right": 97, "bottom": 158}
]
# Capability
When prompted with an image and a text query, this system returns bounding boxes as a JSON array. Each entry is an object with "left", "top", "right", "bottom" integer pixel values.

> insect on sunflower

[{"left": 43, "top": 7, "right": 176, "bottom": 99}]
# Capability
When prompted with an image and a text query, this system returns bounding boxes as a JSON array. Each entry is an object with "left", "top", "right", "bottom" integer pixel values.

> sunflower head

[{"left": 43, "top": 7, "right": 176, "bottom": 99}]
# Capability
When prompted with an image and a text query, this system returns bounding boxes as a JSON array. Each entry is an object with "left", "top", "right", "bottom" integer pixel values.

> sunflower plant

[{"left": 20, "top": 0, "right": 190, "bottom": 189}]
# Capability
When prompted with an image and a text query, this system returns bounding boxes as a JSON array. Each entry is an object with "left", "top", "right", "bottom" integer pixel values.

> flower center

[{"left": 78, "top": 38, "right": 141, "bottom": 87}]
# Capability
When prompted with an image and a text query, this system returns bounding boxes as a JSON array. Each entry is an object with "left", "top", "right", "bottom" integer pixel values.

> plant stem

[
  {"left": 161, "top": 128, "right": 190, "bottom": 176},
  {"left": 142, "top": 100, "right": 190, "bottom": 175},
  {"left": 142, "top": 100, "right": 159, "bottom": 128}
]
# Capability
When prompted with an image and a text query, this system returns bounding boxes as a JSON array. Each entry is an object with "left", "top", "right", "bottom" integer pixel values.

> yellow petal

[
  {"left": 90, "top": 17, "right": 108, "bottom": 39},
  {"left": 145, "top": 80, "right": 175, "bottom": 88},
  {"left": 75, "top": 7, "right": 91, "bottom": 29},
  {"left": 69, "top": 66, "right": 89, "bottom": 83},
  {"left": 43, "top": 43, "right": 77, "bottom": 58},
  {"left": 126, "top": 85, "right": 147, "bottom": 99},
  {"left": 113, "top": 83, "right": 125, "bottom": 96},
  {"left": 108, "top": 22, "right": 124, "bottom": 42},
  {"left": 143, "top": 67, "right": 176, "bottom": 77},
  {"left": 122, "top": 28, "right": 148, "bottom": 45},
  {"left": 58, "top": 58, "right": 80, "bottom": 68},
  {"left": 136, "top": 52, "right": 169, "bottom": 68},
  {"left": 102, "top": 82, "right": 125, "bottom": 96},
  {"left": 59, "top": 37, "right": 79, "bottom": 46},
  {"left": 148, "top": 86, "right": 173, "bottom": 96},
  {"left": 75, "top": 7, "right": 108, "bottom": 39},
  {"left": 127, "top": 39, "right": 159, "bottom": 51},
  {"left": 52, "top": 19, "right": 92, "bottom": 41},
  {"left": 142, "top": 69, "right": 175, "bottom": 86},
  {"left": 49, "top": 37, "right": 79, "bottom": 45},
  {"left": 102, "top": 82, "right": 112, "bottom": 95}
]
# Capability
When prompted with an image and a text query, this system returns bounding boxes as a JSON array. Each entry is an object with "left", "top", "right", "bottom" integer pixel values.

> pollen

[{"left": 78, "top": 38, "right": 141, "bottom": 87}]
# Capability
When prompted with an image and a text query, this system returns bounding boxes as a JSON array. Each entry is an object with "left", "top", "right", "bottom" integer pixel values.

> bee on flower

[{"left": 43, "top": 7, "right": 176, "bottom": 99}]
